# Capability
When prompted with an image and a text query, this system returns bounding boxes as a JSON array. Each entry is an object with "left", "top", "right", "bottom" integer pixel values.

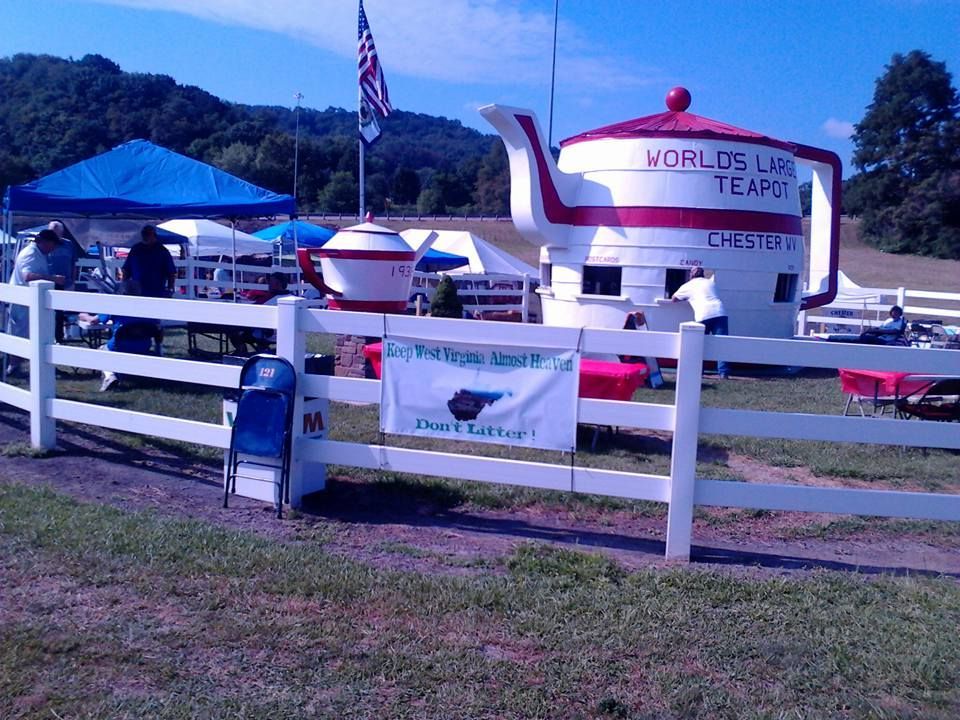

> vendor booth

[{"left": 2, "top": 138, "right": 295, "bottom": 282}]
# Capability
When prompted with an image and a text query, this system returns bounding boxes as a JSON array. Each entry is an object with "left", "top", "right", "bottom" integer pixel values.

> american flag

[{"left": 358, "top": 0, "right": 392, "bottom": 118}]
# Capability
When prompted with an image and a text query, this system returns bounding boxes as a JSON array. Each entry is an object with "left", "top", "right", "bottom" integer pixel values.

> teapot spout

[
  {"left": 411, "top": 231, "right": 438, "bottom": 265},
  {"left": 479, "top": 104, "right": 578, "bottom": 248}
]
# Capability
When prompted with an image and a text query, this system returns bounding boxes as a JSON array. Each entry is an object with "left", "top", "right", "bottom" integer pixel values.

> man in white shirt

[
  {"left": 6, "top": 229, "right": 66, "bottom": 374},
  {"left": 671, "top": 267, "right": 729, "bottom": 378}
]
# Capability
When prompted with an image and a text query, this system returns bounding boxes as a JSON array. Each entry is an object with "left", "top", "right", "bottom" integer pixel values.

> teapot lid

[
  {"left": 323, "top": 214, "right": 412, "bottom": 253},
  {"left": 560, "top": 87, "right": 794, "bottom": 152}
]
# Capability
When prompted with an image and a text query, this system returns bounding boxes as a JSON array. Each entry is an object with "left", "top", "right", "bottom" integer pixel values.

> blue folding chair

[{"left": 224, "top": 354, "right": 297, "bottom": 518}]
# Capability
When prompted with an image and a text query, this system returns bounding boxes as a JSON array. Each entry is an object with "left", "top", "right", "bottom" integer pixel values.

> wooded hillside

[{"left": 0, "top": 53, "right": 511, "bottom": 216}]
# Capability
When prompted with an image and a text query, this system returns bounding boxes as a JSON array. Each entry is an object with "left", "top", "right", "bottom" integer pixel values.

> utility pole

[
  {"left": 293, "top": 91, "right": 304, "bottom": 206},
  {"left": 548, "top": 0, "right": 559, "bottom": 150}
]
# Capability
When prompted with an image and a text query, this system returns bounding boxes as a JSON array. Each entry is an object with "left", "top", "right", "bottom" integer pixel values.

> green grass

[{"left": 1, "top": 483, "right": 958, "bottom": 720}]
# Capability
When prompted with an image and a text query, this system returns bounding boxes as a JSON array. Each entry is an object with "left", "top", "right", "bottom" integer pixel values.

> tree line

[{"left": 2, "top": 51, "right": 957, "bottom": 258}]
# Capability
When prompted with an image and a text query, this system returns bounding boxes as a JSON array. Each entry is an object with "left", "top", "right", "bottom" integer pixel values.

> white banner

[{"left": 381, "top": 335, "right": 579, "bottom": 451}]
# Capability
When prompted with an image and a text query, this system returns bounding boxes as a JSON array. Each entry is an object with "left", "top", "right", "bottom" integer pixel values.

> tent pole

[
  {"left": 2, "top": 207, "right": 9, "bottom": 284},
  {"left": 293, "top": 222, "right": 301, "bottom": 295},
  {"left": 231, "top": 221, "right": 238, "bottom": 302},
  {"left": 1, "top": 206, "right": 7, "bottom": 383}
]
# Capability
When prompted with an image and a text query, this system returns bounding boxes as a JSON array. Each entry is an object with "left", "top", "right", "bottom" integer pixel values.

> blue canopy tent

[
  {"left": 417, "top": 248, "right": 470, "bottom": 273},
  {"left": 3, "top": 139, "right": 294, "bottom": 219},
  {"left": 256, "top": 219, "right": 468, "bottom": 277},
  {"left": 253, "top": 220, "right": 334, "bottom": 253},
  {"left": 2, "top": 139, "right": 295, "bottom": 290}
]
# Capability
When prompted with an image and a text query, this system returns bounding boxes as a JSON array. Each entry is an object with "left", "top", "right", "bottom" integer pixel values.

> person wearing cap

[
  {"left": 119, "top": 225, "right": 176, "bottom": 298},
  {"left": 5, "top": 229, "right": 66, "bottom": 374},
  {"left": 46, "top": 221, "right": 79, "bottom": 290},
  {"left": 46, "top": 220, "right": 81, "bottom": 343}
]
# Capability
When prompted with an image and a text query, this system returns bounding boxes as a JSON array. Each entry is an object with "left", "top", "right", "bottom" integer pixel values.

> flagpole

[
  {"left": 292, "top": 91, "right": 303, "bottom": 292},
  {"left": 548, "top": 0, "right": 559, "bottom": 149},
  {"left": 359, "top": 139, "right": 366, "bottom": 220}
]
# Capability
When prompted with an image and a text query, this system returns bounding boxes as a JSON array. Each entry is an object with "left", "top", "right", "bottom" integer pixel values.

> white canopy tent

[
  {"left": 401, "top": 229, "right": 537, "bottom": 277},
  {"left": 158, "top": 219, "right": 274, "bottom": 300},
  {"left": 157, "top": 219, "right": 270, "bottom": 257},
  {"left": 808, "top": 269, "right": 882, "bottom": 304}
]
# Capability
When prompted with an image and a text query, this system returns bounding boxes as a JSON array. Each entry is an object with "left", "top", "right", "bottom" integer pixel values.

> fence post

[
  {"left": 275, "top": 296, "right": 308, "bottom": 507},
  {"left": 184, "top": 256, "right": 195, "bottom": 298},
  {"left": 521, "top": 273, "right": 530, "bottom": 323},
  {"left": 665, "top": 321, "right": 705, "bottom": 561},
  {"left": 897, "top": 286, "right": 906, "bottom": 308},
  {"left": 28, "top": 280, "right": 57, "bottom": 449}
]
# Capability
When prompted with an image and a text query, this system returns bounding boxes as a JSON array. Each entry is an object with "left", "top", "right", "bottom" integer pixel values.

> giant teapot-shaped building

[{"left": 481, "top": 88, "right": 841, "bottom": 337}]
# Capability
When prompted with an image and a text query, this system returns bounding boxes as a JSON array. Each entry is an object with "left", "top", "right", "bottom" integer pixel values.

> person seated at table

[
  {"left": 98, "top": 313, "right": 163, "bottom": 391},
  {"left": 228, "top": 272, "right": 291, "bottom": 354},
  {"left": 860, "top": 305, "right": 907, "bottom": 345},
  {"left": 240, "top": 275, "right": 270, "bottom": 303}
]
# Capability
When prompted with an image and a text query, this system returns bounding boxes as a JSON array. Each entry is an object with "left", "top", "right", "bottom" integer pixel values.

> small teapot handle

[{"left": 296, "top": 248, "right": 341, "bottom": 296}]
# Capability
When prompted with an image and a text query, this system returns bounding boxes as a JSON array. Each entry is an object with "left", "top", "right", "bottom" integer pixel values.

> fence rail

[
  {"left": 2, "top": 281, "right": 958, "bottom": 561},
  {"left": 74, "top": 258, "right": 536, "bottom": 319}
]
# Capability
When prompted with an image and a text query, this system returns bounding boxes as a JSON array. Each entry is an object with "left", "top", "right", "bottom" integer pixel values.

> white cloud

[
  {"left": 88, "top": 0, "right": 659, "bottom": 90},
  {"left": 822, "top": 117, "right": 855, "bottom": 139}
]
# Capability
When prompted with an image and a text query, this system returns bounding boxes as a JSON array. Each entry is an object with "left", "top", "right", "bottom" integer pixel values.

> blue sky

[{"left": 2, "top": 0, "right": 959, "bottom": 177}]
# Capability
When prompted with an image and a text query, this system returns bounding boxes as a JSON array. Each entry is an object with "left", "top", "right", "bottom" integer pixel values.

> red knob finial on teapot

[{"left": 666, "top": 87, "right": 691, "bottom": 112}]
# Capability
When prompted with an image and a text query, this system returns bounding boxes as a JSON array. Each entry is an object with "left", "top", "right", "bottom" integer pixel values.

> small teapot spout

[{"left": 411, "top": 231, "right": 438, "bottom": 265}]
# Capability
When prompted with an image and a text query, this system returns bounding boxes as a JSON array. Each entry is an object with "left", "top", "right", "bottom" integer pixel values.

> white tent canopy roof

[
  {"left": 808, "top": 270, "right": 882, "bottom": 304},
  {"left": 158, "top": 219, "right": 271, "bottom": 257},
  {"left": 401, "top": 229, "right": 537, "bottom": 277}
]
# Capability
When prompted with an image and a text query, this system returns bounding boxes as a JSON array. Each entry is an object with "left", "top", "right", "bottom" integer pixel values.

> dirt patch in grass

[{"left": 0, "top": 406, "right": 957, "bottom": 580}]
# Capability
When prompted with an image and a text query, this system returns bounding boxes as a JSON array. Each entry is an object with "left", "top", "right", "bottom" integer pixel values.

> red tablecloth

[
  {"left": 363, "top": 342, "right": 385, "bottom": 378},
  {"left": 363, "top": 342, "right": 648, "bottom": 401},
  {"left": 838, "top": 369, "right": 939, "bottom": 398},
  {"left": 578, "top": 358, "right": 649, "bottom": 400}
]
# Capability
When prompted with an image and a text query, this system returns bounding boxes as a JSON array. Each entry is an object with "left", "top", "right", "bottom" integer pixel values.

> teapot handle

[
  {"left": 296, "top": 248, "right": 341, "bottom": 296},
  {"left": 794, "top": 144, "right": 842, "bottom": 311}
]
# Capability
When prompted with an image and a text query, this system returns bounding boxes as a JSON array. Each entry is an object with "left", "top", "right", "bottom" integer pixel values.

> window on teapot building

[
  {"left": 540, "top": 262, "right": 552, "bottom": 288},
  {"left": 773, "top": 273, "right": 798, "bottom": 303},
  {"left": 582, "top": 265, "right": 621, "bottom": 296},
  {"left": 664, "top": 268, "right": 688, "bottom": 298}
]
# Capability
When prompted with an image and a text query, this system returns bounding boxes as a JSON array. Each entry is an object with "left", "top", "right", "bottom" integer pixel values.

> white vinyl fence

[
  {"left": 76, "top": 259, "right": 533, "bottom": 317},
  {"left": 800, "top": 285, "right": 960, "bottom": 335},
  {"left": 409, "top": 271, "right": 534, "bottom": 320},
  {"left": 76, "top": 256, "right": 308, "bottom": 297},
  {"left": 2, "top": 280, "right": 959, "bottom": 561}
]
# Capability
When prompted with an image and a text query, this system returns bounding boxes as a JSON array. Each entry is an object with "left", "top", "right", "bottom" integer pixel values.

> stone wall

[{"left": 335, "top": 334, "right": 377, "bottom": 378}]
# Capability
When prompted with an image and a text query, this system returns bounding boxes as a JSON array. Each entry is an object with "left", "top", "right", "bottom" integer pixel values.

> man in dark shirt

[{"left": 120, "top": 225, "right": 176, "bottom": 297}]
